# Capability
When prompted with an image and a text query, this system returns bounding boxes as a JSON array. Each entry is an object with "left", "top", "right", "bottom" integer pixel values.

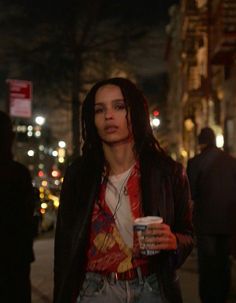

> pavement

[
  {"left": 31, "top": 233, "right": 236, "bottom": 303},
  {"left": 31, "top": 237, "right": 53, "bottom": 303}
]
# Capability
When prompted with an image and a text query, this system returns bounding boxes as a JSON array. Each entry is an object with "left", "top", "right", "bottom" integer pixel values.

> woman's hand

[{"left": 139, "top": 223, "right": 177, "bottom": 251}]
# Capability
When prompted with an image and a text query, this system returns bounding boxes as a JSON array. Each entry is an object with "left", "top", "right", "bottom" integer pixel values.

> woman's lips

[{"left": 104, "top": 125, "right": 118, "bottom": 133}]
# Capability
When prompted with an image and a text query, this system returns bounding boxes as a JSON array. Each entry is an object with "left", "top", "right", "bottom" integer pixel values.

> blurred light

[
  {"left": 54, "top": 180, "right": 60, "bottom": 186},
  {"left": 40, "top": 193, "right": 44, "bottom": 199},
  {"left": 27, "top": 125, "right": 33, "bottom": 131},
  {"left": 54, "top": 200, "right": 60, "bottom": 208},
  {"left": 152, "top": 117, "right": 160, "bottom": 127},
  {"left": 17, "top": 125, "right": 27, "bottom": 132},
  {"left": 38, "top": 163, "right": 44, "bottom": 169},
  {"left": 39, "top": 145, "right": 44, "bottom": 151},
  {"left": 216, "top": 134, "right": 224, "bottom": 148},
  {"left": 181, "top": 149, "right": 188, "bottom": 158},
  {"left": 27, "top": 150, "right": 34, "bottom": 157},
  {"left": 40, "top": 209, "right": 46, "bottom": 214},
  {"left": 58, "top": 148, "right": 65, "bottom": 157},
  {"left": 41, "top": 180, "right": 48, "bottom": 187},
  {"left": 52, "top": 150, "right": 58, "bottom": 157},
  {"left": 27, "top": 131, "right": 33, "bottom": 137},
  {"left": 35, "top": 130, "right": 41, "bottom": 137},
  {"left": 39, "top": 187, "right": 44, "bottom": 193},
  {"left": 153, "top": 110, "right": 160, "bottom": 117},
  {"left": 48, "top": 194, "right": 59, "bottom": 208},
  {"left": 58, "top": 157, "right": 65, "bottom": 163},
  {"left": 35, "top": 116, "right": 45, "bottom": 126},
  {"left": 184, "top": 119, "right": 194, "bottom": 131},
  {"left": 52, "top": 170, "right": 60, "bottom": 178},
  {"left": 41, "top": 202, "right": 48, "bottom": 209},
  {"left": 38, "top": 170, "right": 44, "bottom": 177},
  {"left": 58, "top": 140, "right": 66, "bottom": 148}
]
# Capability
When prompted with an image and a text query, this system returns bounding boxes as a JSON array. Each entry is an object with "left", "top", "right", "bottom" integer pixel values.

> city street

[
  {"left": 31, "top": 237, "right": 54, "bottom": 303},
  {"left": 31, "top": 233, "right": 236, "bottom": 303},
  {"left": 1, "top": 1, "right": 236, "bottom": 302}
]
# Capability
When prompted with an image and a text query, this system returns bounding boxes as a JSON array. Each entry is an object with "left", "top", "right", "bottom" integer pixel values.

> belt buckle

[
  {"left": 110, "top": 266, "right": 147, "bottom": 282},
  {"left": 109, "top": 272, "right": 118, "bottom": 284},
  {"left": 127, "top": 268, "right": 134, "bottom": 280},
  {"left": 112, "top": 269, "right": 133, "bottom": 281}
]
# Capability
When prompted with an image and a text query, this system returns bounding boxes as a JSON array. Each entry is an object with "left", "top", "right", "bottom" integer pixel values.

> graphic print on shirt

[{"left": 86, "top": 163, "right": 146, "bottom": 273}]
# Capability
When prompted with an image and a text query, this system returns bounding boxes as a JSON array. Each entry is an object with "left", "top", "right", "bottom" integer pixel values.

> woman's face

[{"left": 94, "top": 84, "right": 133, "bottom": 146}]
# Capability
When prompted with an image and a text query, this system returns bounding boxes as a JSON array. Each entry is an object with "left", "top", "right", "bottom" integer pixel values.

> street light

[
  {"left": 150, "top": 109, "right": 161, "bottom": 129},
  {"left": 58, "top": 140, "right": 66, "bottom": 148},
  {"left": 152, "top": 117, "right": 161, "bottom": 128},
  {"left": 27, "top": 150, "right": 35, "bottom": 157},
  {"left": 35, "top": 115, "right": 45, "bottom": 126},
  {"left": 216, "top": 134, "right": 224, "bottom": 148}
]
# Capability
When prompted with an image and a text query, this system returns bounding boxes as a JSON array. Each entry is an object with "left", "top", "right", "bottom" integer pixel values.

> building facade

[{"left": 166, "top": 0, "right": 236, "bottom": 163}]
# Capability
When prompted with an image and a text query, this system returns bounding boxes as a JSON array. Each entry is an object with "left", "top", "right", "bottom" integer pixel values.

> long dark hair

[
  {"left": 58, "top": 79, "right": 172, "bottom": 303},
  {"left": 81, "top": 77, "right": 164, "bottom": 159}
]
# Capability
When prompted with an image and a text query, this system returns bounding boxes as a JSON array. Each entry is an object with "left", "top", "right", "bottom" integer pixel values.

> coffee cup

[{"left": 133, "top": 216, "right": 163, "bottom": 256}]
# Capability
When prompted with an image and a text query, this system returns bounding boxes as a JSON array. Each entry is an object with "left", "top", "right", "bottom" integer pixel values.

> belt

[{"left": 98, "top": 264, "right": 151, "bottom": 281}]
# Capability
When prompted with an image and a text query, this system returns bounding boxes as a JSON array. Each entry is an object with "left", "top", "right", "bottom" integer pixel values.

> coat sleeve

[
  {"left": 186, "top": 158, "right": 198, "bottom": 201},
  {"left": 53, "top": 162, "right": 78, "bottom": 303},
  {"left": 171, "top": 163, "right": 194, "bottom": 269}
]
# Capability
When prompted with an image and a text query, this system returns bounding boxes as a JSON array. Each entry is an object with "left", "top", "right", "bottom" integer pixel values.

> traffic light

[
  {"left": 151, "top": 109, "right": 160, "bottom": 128},
  {"left": 153, "top": 110, "right": 160, "bottom": 117}
]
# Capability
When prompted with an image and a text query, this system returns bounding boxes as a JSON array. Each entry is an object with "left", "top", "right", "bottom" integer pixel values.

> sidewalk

[
  {"left": 31, "top": 236, "right": 236, "bottom": 303},
  {"left": 179, "top": 249, "right": 200, "bottom": 303},
  {"left": 31, "top": 237, "right": 54, "bottom": 303},
  {"left": 179, "top": 248, "right": 236, "bottom": 303}
]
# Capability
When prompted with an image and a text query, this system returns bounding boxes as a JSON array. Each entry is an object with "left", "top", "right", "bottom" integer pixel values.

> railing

[{"left": 211, "top": 0, "right": 236, "bottom": 63}]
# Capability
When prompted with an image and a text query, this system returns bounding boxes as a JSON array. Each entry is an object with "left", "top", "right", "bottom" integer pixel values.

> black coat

[
  {"left": 187, "top": 146, "right": 236, "bottom": 235},
  {"left": 54, "top": 151, "right": 193, "bottom": 303},
  {"left": 0, "top": 159, "right": 35, "bottom": 271}
]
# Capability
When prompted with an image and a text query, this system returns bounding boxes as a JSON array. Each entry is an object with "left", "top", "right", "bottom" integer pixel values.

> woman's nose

[{"left": 104, "top": 108, "right": 113, "bottom": 120}]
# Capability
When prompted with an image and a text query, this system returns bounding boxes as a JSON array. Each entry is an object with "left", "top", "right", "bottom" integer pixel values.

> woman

[{"left": 54, "top": 78, "right": 193, "bottom": 303}]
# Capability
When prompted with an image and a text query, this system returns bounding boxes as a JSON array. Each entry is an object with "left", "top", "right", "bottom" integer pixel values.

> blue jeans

[{"left": 76, "top": 272, "right": 164, "bottom": 303}]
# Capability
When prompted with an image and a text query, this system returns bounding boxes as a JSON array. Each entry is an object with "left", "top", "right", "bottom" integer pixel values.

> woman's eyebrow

[
  {"left": 113, "top": 98, "right": 125, "bottom": 102},
  {"left": 95, "top": 98, "right": 124, "bottom": 105},
  {"left": 94, "top": 102, "right": 104, "bottom": 106}
]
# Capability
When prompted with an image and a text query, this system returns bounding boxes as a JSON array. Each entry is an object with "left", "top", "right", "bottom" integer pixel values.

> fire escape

[
  {"left": 181, "top": 0, "right": 207, "bottom": 118},
  {"left": 211, "top": 0, "right": 236, "bottom": 64},
  {"left": 180, "top": 0, "right": 207, "bottom": 156}
]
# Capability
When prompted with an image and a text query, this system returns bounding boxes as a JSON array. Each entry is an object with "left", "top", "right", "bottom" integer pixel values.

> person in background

[
  {"left": 187, "top": 127, "right": 236, "bottom": 303},
  {"left": 54, "top": 78, "right": 193, "bottom": 303},
  {"left": 0, "top": 110, "right": 35, "bottom": 303}
]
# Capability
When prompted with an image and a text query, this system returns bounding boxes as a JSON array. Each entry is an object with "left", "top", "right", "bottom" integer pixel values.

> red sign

[{"left": 7, "top": 79, "right": 32, "bottom": 118}]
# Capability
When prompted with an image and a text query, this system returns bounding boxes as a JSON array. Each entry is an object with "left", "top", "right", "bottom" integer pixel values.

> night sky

[
  {"left": 118, "top": 0, "right": 180, "bottom": 24},
  {"left": 0, "top": 0, "right": 179, "bottom": 25},
  {"left": 0, "top": 0, "right": 180, "bottom": 110}
]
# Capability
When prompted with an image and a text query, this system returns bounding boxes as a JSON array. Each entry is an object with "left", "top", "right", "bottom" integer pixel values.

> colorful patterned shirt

[{"left": 86, "top": 162, "right": 147, "bottom": 273}]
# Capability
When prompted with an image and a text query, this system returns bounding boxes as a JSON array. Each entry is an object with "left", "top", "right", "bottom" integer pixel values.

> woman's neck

[{"left": 103, "top": 141, "right": 136, "bottom": 175}]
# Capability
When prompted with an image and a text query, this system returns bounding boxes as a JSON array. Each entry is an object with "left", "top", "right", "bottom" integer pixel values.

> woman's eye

[
  {"left": 94, "top": 107, "right": 104, "bottom": 114},
  {"left": 115, "top": 103, "right": 126, "bottom": 110}
]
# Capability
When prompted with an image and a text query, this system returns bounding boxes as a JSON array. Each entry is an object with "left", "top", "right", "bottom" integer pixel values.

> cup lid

[{"left": 134, "top": 216, "right": 163, "bottom": 224}]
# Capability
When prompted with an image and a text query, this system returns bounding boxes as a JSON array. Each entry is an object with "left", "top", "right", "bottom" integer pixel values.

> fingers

[{"left": 139, "top": 223, "right": 177, "bottom": 250}]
